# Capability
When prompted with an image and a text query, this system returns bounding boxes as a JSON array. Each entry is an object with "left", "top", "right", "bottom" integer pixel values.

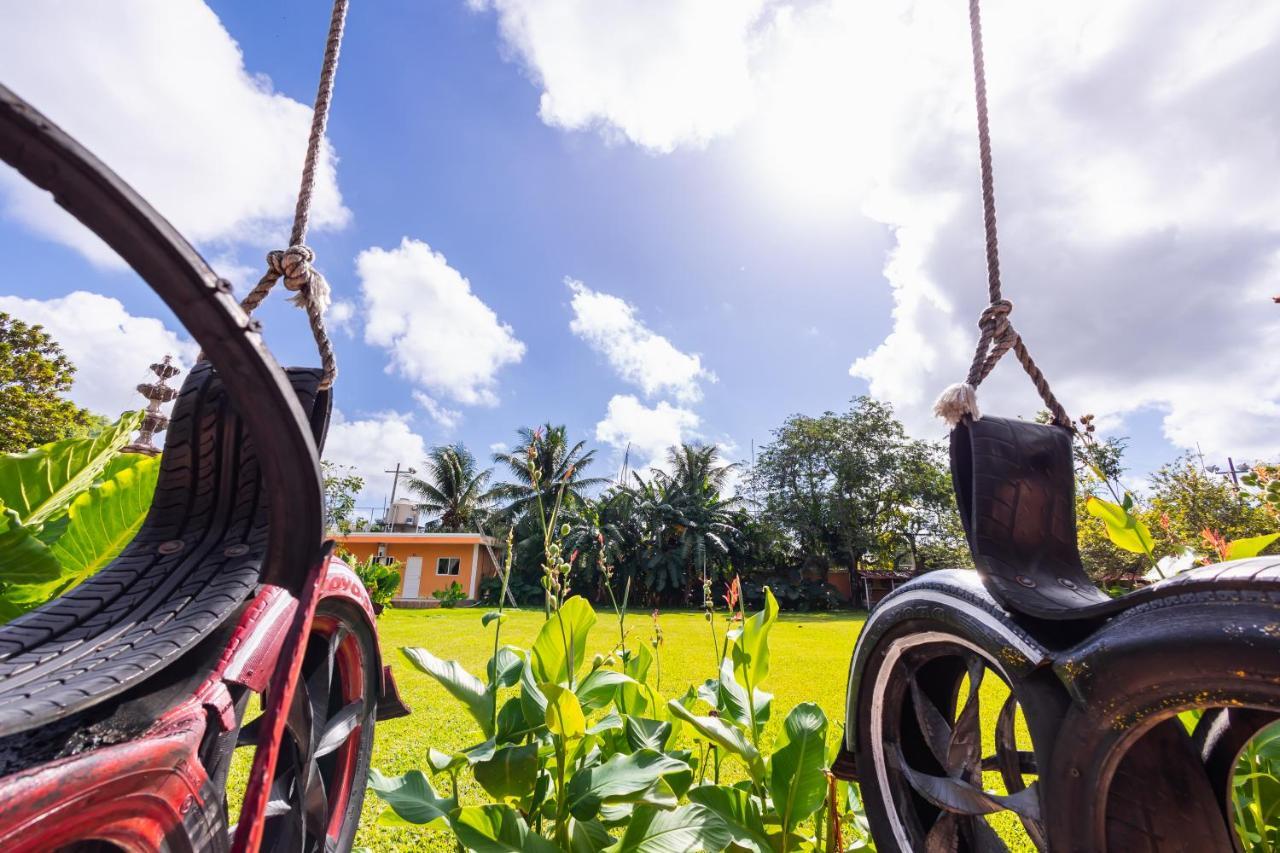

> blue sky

[{"left": 2, "top": 1, "right": 1278, "bottom": 507}]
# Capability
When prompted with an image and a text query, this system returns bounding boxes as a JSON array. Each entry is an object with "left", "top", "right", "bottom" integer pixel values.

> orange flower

[{"left": 723, "top": 575, "right": 741, "bottom": 610}]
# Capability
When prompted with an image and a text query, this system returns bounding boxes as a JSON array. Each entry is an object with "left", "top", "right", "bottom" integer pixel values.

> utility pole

[{"left": 384, "top": 463, "right": 417, "bottom": 524}]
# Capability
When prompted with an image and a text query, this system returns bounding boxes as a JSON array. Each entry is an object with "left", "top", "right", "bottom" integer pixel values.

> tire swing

[
  {"left": 835, "top": 2, "right": 1280, "bottom": 851},
  {"left": 0, "top": 2, "right": 407, "bottom": 850}
]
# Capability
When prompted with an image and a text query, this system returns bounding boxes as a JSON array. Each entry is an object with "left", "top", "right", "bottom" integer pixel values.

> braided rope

[
  {"left": 234, "top": 0, "right": 348, "bottom": 390},
  {"left": 933, "top": 0, "right": 1072, "bottom": 430}
]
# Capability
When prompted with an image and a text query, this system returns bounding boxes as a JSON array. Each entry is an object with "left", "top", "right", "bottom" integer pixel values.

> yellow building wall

[{"left": 337, "top": 537, "right": 500, "bottom": 601}]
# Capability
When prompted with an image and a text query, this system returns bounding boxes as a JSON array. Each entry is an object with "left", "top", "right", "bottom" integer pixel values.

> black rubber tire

[
  {"left": 1045, "top": 593, "right": 1280, "bottom": 852},
  {"left": 314, "top": 597, "right": 378, "bottom": 853},
  {"left": 851, "top": 614, "right": 1056, "bottom": 852}
]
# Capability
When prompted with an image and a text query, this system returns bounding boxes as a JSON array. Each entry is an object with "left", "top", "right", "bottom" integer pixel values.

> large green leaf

[
  {"left": 487, "top": 645, "right": 525, "bottom": 688},
  {"left": 402, "top": 647, "right": 494, "bottom": 737},
  {"left": 367, "top": 768, "right": 457, "bottom": 828},
  {"left": 687, "top": 785, "right": 772, "bottom": 853},
  {"left": 48, "top": 453, "right": 160, "bottom": 591},
  {"left": 473, "top": 743, "right": 539, "bottom": 799},
  {"left": 0, "top": 413, "right": 141, "bottom": 526},
  {"left": 450, "top": 804, "right": 558, "bottom": 853},
  {"left": 602, "top": 803, "right": 732, "bottom": 853},
  {"left": 732, "top": 588, "right": 778, "bottom": 690},
  {"left": 520, "top": 659, "right": 549, "bottom": 724},
  {"left": 668, "top": 700, "right": 765, "bottom": 785},
  {"left": 768, "top": 702, "right": 829, "bottom": 833},
  {"left": 577, "top": 667, "right": 636, "bottom": 712},
  {"left": 624, "top": 717, "right": 674, "bottom": 753},
  {"left": 0, "top": 507, "right": 64, "bottom": 590},
  {"left": 1228, "top": 533, "right": 1280, "bottom": 560},
  {"left": 531, "top": 596, "right": 596, "bottom": 685},
  {"left": 619, "top": 644, "right": 663, "bottom": 717},
  {"left": 544, "top": 683, "right": 587, "bottom": 740},
  {"left": 700, "top": 658, "right": 773, "bottom": 731},
  {"left": 569, "top": 818, "right": 614, "bottom": 853},
  {"left": 495, "top": 696, "right": 540, "bottom": 744},
  {"left": 1085, "top": 496, "right": 1154, "bottom": 556},
  {"left": 565, "top": 749, "right": 691, "bottom": 820}
]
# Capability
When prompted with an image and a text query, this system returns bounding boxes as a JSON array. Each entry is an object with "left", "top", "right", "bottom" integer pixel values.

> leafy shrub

[
  {"left": 353, "top": 557, "right": 400, "bottom": 613},
  {"left": 479, "top": 572, "right": 543, "bottom": 606},
  {"left": 742, "top": 574, "right": 842, "bottom": 612},
  {"left": 368, "top": 585, "right": 875, "bottom": 850},
  {"left": 433, "top": 580, "right": 466, "bottom": 608},
  {"left": 0, "top": 412, "right": 158, "bottom": 621}
]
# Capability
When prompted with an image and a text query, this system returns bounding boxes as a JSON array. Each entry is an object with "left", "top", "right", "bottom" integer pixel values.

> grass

[
  {"left": 201, "top": 603, "right": 1027, "bottom": 849},
  {"left": 356, "top": 605, "right": 868, "bottom": 850}
]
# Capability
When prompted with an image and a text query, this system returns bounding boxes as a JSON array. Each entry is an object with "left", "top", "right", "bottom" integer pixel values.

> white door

[{"left": 403, "top": 556, "right": 423, "bottom": 598}]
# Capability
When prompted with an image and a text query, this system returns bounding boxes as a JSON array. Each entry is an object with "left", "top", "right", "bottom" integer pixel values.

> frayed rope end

[{"left": 933, "top": 382, "right": 980, "bottom": 427}]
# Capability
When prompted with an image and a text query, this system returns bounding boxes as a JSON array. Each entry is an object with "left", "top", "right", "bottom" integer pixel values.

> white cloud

[
  {"left": 478, "top": 0, "right": 1280, "bottom": 459},
  {"left": 413, "top": 391, "right": 463, "bottom": 431},
  {"left": 357, "top": 237, "right": 525, "bottom": 406},
  {"left": 840, "top": 0, "right": 1280, "bottom": 460},
  {"left": 469, "top": 0, "right": 771, "bottom": 152},
  {"left": 322, "top": 409, "right": 428, "bottom": 507},
  {"left": 595, "top": 394, "right": 700, "bottom": 473},
  {"left": 328, "top": 300, "right": 357, "bottom": 337},
  {"left": 489, "top": 441, "right": 509, "bottom": 455},
  {"left": 0, "top": 0, "right": 348, "bottom": 265},
  {"left": 567, "top": 278, "right": 714, "bottom": 403},
  {"left": 0, "top": 291, "right": 198, "bottom": 416}
]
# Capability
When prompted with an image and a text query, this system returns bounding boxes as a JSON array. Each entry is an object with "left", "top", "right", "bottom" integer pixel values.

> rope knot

[
  {"left": 978, "top": 298, "right": 1013, "bottom": 335},
  {"left": 265, "top": 246, "right": 331, "bottom": 314},
  {"left": 266, "top": 245, "right": 317, "bottom": 293}
]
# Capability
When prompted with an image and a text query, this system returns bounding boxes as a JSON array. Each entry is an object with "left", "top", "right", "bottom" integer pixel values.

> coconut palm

[
  {"left": 489, "top": 424, "right": 608, "bottom": 522},
  {"left": 629, "top": 443, "right": 744, "bottom": 601},
  {"left": 404, "top": 443, "right": 496, "bottom": 532}
]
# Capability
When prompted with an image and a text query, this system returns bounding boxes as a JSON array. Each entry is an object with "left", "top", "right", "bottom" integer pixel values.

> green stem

[{"left": 553, "top": 737, "right": 570, "bottom": 848}]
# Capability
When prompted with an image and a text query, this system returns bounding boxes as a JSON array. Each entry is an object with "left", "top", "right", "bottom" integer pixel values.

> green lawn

[{"left": 356, "top": 605, "right": 867, "bottom": 851}]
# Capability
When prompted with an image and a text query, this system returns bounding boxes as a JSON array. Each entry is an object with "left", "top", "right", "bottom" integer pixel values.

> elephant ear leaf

[
  {"left": 0, "top": 413, "right": 142, "bottom": 526},
  {"left": 48, "top": 453, "right": 160, "bottom": 591}
]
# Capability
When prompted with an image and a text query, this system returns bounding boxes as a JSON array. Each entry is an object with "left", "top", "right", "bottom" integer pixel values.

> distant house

[{"left": 335, "top": 532, "right": 502, "bottom": 607}]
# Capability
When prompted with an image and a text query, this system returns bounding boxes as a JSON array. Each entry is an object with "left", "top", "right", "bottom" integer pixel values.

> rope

[
  {"left": 933, "top": 0, "right": 1072, "bottom": 430},
  {"left": 235, "top": 0, "right": 349, "bottom": 390}
]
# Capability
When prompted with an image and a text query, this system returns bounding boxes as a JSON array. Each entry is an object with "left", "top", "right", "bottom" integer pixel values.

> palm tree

[
  {"left": 489, "top": 424, "right": 608, "bottom": 522},
  {"left": 628, "top": 443, "right": 744, "bottom": 602},
  {"left": 404, "top": 443, "right": 496, "bottom": 532}
]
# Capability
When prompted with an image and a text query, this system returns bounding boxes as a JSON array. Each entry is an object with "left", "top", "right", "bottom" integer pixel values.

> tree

[
  {"left": 0, "top": 312, "right": 102, "bottom": 453},
  {"left": 881, "top": 441, "right": 969, "bottom": 571},
  {"left": 404, "top": 443, "right": 497, "bottom": 532},
  {"left": 750, "top": 398, "right": 960, "bottom": 573},
  {"left": 490, "top": 424, "right": 608, "bottom": 584},
  {"left": 489, "top": 424, "right": 607, "bottom": 522},
  {"left": 322, "top": 461, "right": 365, "bottom": 534},
  {"left": 1145, "top": 454, "right": 1273, "bottom": 556}
]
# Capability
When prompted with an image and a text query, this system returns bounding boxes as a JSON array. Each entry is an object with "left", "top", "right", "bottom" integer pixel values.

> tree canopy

[{"left": 0, "top": 312, "right": 103, "bottom": 453}]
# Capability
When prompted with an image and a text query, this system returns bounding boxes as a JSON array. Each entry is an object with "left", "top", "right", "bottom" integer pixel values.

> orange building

[{"left": 334, "top": 532, "right": 502, "bottom": 607}]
